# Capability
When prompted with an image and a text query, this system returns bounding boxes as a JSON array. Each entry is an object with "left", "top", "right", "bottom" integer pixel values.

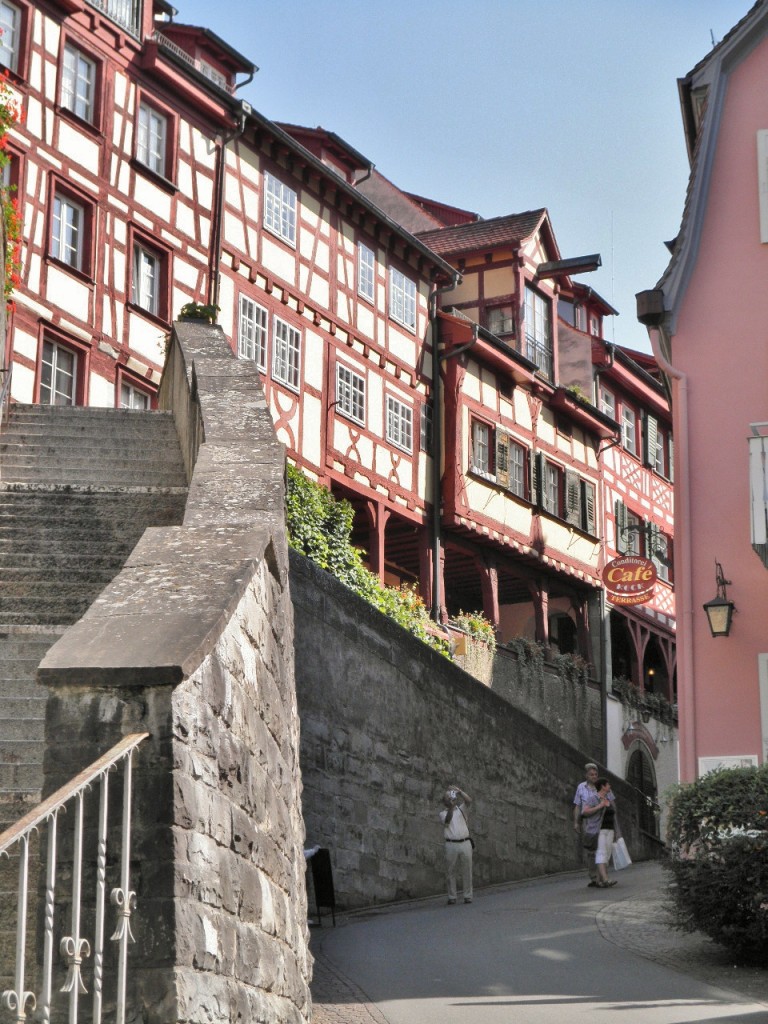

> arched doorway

[{"left": 626, "top": 745, "right": 658, "bottom": 837}]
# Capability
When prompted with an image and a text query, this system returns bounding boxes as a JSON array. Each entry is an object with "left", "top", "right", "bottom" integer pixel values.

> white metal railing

[
  {"left": 0, "top": 733, "right": 148, "bottom": 1024},
  {"left": 84, "top": 0, "right": 141, "bottom": 38},
  {"left": 152, "top": 31, "right": 236, "bottom": 94}
]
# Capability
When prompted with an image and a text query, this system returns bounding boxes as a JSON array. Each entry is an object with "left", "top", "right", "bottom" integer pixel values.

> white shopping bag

[{"left": 612, "top": 836, "right": 632, "bottom": 870}]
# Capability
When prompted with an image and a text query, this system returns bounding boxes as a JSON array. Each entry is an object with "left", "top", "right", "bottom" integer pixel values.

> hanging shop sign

[{"left": 602, "top": 555, "right": 657, "bottom": 606}]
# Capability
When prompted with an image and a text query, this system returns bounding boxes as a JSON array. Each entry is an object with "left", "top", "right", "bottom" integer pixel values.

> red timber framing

[{"left": 7, "top": 1, "right": 674, "bottom": 708}]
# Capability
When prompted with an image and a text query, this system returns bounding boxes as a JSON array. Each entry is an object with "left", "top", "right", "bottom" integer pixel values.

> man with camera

[{"left": 439, "top": 784, "right": 473, "bottom": 905}]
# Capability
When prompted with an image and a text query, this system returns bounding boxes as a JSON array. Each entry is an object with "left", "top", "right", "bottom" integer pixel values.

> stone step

[
  {"left": 0, "top": 441, "right": 185, "bottom": 463},
  {"left": 6, "top": 406, "right": 175, "bottom": 426},
  {"left": 1, "top": 467, "right": 188, "bottom": 487},
  {"left": 0, "top": 601, "right": 98, "bottom": 626},
  {"left": 0, "top": 550, "right": 134, "bottom": 571},
  {"left": 0, "top": 720, "right": 45, "bottom": 743},
  {"left": 0, "top": 762, "right": 42, "bottom": 792},
  {"left": 0, "top": 698, "right": 48, "bottom": 719},
  {"left": 1, "top": 567, "right": 120, "bottom": 589}
]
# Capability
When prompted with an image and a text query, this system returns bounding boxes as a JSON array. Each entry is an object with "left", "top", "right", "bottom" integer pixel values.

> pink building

[{"left": 638, "top": 0, "right": 768, "bottom": 780}]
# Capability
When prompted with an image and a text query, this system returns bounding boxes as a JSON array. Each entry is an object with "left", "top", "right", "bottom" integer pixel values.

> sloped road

[{"left": 310, "top": 862, "right": 768, "bottom": 1023}]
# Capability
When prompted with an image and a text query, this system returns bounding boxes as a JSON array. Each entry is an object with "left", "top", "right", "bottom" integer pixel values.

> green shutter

[
  {"left": 643, "top": 414, "right": 658, "bottom": 468},
  {"left": 495, "top": 429, "right": 510, "bottom": 488},
  {"left": 565, "top": 469, "right": 581, "bottom": 526},
  {"left": 582, "top": 480, "right": 596, "bottom": 535}
]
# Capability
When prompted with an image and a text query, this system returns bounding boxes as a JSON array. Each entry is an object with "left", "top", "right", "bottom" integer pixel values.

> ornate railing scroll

[{"left": 0, "top": 734, "right": 148, "bottom": 1024}]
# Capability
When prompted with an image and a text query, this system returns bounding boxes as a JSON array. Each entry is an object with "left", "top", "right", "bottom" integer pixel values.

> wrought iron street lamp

[{"left": 703, "top": 561, "right": 736, "bottom": 637}]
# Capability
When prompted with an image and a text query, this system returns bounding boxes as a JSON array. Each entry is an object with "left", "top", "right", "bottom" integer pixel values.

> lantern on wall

[{"left": 702, "top": 561, "right": 736, "bottom": 637}]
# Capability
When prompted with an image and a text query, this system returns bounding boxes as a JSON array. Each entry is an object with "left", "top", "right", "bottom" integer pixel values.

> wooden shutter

[
  {"left": 565, "top": 469, "right": 581, "bottom": 526},
  {"left": 531, "top": 451, "right": 542, "bottom": 507},
  {"left": 615, "top": 499, "right": 627, "bottom": 553},
  {"left": 581, "top": 480, "right": 596, "bottom": 535},
  {"left": 668, "top": 434, "right": 674, "bottom": 483},
  {"left": 643, "top": 413, "right": 658, "bottom": 468},
  {"left": 495, "top": 429, "right": 510, "bottom": 488}
]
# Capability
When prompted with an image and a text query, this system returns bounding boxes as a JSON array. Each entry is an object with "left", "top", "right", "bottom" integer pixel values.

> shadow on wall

[{"left": 291, "top": 550, "right": 658, "bottom": 911}]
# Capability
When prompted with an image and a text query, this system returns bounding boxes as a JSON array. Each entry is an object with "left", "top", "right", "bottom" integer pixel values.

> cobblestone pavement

[
  {"left": 309, "top": 948, "right": 390, "bottom": 1024},
  {"left": 309, "top": 862, "right": 768, "bottom": 1022}
]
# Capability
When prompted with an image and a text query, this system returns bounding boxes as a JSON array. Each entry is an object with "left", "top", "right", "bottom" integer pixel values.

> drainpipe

[
  {"left": 637, "top": 290, "right": 695, "bottom": 780},
  {"left": 429, "top": 274, "right": 461, "bottom": 622},
  {"left": 208, "top": 101, "right": 249, "bottom": 310}
]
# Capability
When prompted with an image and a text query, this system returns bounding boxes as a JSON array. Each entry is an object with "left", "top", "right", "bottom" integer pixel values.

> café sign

[{"left": 602, "top": 555, "right": 657, "bottom": 606}]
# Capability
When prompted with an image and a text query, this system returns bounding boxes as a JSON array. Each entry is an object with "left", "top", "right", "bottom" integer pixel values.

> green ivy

[
  {"left": 285, "top": 464, "right": 450, "bottom": 657},
  {"left": 665, "top": 765, "right": 768, "bottom": 960}
]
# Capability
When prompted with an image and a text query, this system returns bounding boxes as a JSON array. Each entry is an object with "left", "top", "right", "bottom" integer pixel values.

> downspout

[
  {"left": 651, "top": 325, "right": 696, "bottom": 774},
  {"left": 208, "top": 101, "right": 249, "bottom": 309},
  {"left": 429, "top": 274, "right": 461, "bottom": 622},
  {"left": 639, "top": 303, "right": 695, "bottom": 781}
]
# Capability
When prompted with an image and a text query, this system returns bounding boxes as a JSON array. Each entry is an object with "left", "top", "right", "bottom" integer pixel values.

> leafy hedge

[
  {"left": 665, "top": 764, "right": 768, "bottom": 960},
  {"left": 285, "top": 464, "right": 450, "bottom": 656}
]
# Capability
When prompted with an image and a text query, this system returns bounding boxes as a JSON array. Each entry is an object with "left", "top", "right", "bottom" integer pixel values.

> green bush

[
  {"left": 450, "top": 610, "right": 497, "bottom": 653},
  {"left": 285, "top": 464, "right": 450, "bottom": 657},
  {"left": 665, "top": 764, "right": 768, "bottom": 960}
]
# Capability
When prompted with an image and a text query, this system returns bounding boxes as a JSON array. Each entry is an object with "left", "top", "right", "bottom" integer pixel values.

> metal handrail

[
  {"left": 0, "top": 732, "right": 147, "bottom": 854},
  {"left": 0, "top": 732, "right": 148, "bottom": 1024}
]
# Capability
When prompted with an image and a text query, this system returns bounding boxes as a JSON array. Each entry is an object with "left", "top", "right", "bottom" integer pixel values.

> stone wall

[
  {"left": 292, "top": 551, "right": 657, "bottom": 911},
  {"left": 39, "top": 322, "right": 311, "bottom": 1024},
  {"left": 486, "top": 646, "right": 603, "bottom": 757}
]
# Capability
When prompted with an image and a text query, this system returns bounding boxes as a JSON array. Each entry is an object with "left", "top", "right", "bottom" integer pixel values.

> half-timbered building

[{"left": 4, "top": 2, "right": 675, "bottom": 757}]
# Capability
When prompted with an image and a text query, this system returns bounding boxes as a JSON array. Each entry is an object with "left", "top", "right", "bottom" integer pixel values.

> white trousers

[
  {"left": 445, "top": 840, "right": 473, "bottom": 900},
  {"left": 596, "top": 828, "right": 615, "bottom": 865}
]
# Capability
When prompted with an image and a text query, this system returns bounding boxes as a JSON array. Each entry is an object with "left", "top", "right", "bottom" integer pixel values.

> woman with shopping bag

[{"left": 582, "top": 778, "right": 622, "bottom": 887}]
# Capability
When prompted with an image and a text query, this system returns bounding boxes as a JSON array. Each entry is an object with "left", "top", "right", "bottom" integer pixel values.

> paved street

[{"left": 310, "top": 861, "right": 768, "bottom": 1023}]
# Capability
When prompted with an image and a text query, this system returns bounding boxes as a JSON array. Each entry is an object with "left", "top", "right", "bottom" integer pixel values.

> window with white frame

[
  {"left": 622, "top": 403, "right": 638, "bottom": 456},
  {"left": 543, "top": 461, "right": 561, "bottom": 517},
  {"left": 599, "top": 385, "right": 616, "bottom": 420},
  {"left": 61, "top": 44, "right": 96, "bottom": 122},
  {"left": 132, "top": 242, "right": 162, "bottom": 316},
  {"left": 386, "top": 395, "right": 413, "bottom": 453},
  {"left": 524, "top": 285, "right": 553, "bottom": 378},
  {"left": 263, "top": 172, "right": 297, "bottom": 246},
  {"left": 120, "top": 380, "right": 150, "bottom": 410},
  {"left": 358, "top": 242, "right": 375, "bottom": 301},
  {"left": 137, "top": 101, "right": 168, "bottom": 177},
  {"left": 0, "top": 2, "right": 20, "bottom": 73},
  {"left": 40, "top": 339, "right": 77, "bottom": 406},
  {"left": 335, "top": 363, "right": 366, "bottom": 425},
  {"left": 272, "top": 317, "right": 301, "bottom": 391},
  {"left": 52, "top": 192, "right": 86, "bottom": 271},
  {"left": 389, "top": 267, "right": 416, "bottom": 330},
  {"left": 509, "top": 439, "right": 526, "bottom": 498},
  {"left": 238, "top": 295, "right": 268, "bottom": 369},
  {"left": 486, "top": 304, "right": 515, "bottom": 337},
  {"left": 471, "top": 420, "right": 493, "bottom": 476}
]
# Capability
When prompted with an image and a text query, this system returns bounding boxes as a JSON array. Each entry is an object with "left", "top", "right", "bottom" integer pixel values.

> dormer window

[
  {"left": 486, "top": 304, "right": 515, "bottom": 337},
  {"left": 199, "top": 59, "right": 228, "bottom": 91}
]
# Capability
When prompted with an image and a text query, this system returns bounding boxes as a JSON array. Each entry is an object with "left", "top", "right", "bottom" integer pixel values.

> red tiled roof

[{"left": 416, "top": 209, "right": 548, "bottom": 256}]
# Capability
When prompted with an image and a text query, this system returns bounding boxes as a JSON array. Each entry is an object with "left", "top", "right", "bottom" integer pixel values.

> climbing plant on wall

[
  {"left": 285, "top": 464, "right": 450, "bottom": 657},
  {"left": 0, "top": 72, "right": 21, "bottom": 308}
]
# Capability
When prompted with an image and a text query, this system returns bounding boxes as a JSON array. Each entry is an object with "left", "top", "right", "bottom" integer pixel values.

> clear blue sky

[{"left": 176, "top": 0, "right": 750, "bottom": 352}]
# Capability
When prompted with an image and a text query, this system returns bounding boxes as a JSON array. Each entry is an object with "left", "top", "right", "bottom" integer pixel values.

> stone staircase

[{"left": 0, "top": 404, "right": 189, "bottom": 824}]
